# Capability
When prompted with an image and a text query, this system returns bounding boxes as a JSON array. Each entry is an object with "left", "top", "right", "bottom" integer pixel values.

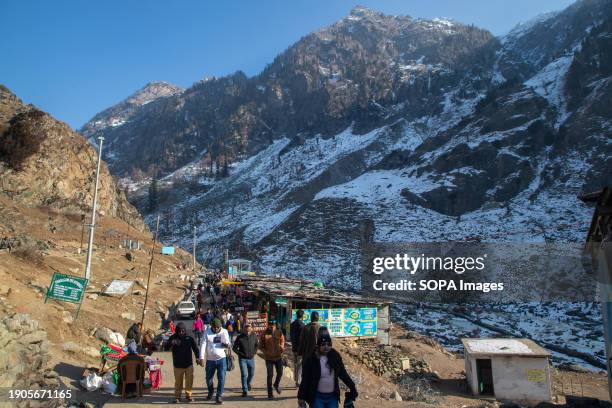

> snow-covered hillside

[{"left": 98, "top": 0, "right": 612, "bottom": 370}]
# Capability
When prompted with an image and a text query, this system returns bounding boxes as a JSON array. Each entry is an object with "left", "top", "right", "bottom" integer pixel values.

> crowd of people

[{"left": 164, "top": 280, "right": 358, "bottom": 407}]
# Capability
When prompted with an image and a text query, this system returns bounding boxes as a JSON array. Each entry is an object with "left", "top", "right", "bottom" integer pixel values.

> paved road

[{"left": 104, "top": 351, "right": 297, "bottom": 407}]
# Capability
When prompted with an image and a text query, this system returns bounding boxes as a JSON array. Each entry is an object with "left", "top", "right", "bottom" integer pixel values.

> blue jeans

[
  {"left": 205, "top": 358, "right": 227, "bottom": 397},
  {"left": 194, "top": 331, "right": 203, "bottom": 346},
  {"left": 238, "top": 358, "right": 255, "bottom": 392},
  {"left": 312, "top": 392, "right": 338, "bottom": 408}
]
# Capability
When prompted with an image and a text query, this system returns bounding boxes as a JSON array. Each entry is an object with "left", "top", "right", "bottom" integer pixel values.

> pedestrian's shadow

[{"left": 54, "top": 362, "right": 91, "bottom": 388}]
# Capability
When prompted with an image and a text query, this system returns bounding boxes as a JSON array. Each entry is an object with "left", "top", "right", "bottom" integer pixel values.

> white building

[{"left": 462, "top": 338, "right": 552, "bottom": 404}]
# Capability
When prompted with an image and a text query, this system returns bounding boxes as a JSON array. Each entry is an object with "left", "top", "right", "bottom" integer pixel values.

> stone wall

[{"left": 0, "top": 313, "right": 63, "bottom": 408}]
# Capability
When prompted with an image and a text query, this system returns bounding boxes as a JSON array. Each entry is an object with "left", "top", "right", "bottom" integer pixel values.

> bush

[
  {"left": 0, "top": 109, "right": 46, "bottom": 170},
  {"left": 12, "top": 244, "right": 44, "bottom": 266},
  {"left": 397, "top": 375, "right": 438, "bottom": 403}
]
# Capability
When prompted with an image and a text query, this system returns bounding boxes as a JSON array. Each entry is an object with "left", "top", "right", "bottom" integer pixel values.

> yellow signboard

[
  {"left": 221, "top": 280, "right": 242, "bottom": 285},
  {"left": 526, "top": 369, "right": 546, "bottom": 383}
]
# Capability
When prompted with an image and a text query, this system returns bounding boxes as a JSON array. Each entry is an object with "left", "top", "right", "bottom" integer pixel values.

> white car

[{"left": 176, "top": 301, "right": 196, "bottom": 319}]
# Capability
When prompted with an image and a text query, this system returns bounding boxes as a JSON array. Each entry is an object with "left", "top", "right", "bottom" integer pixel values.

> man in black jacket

[
  {"left": 290, "top": 309, "right": 305, "bottom": 387},
  {"left": 298, "top": 311, "right": 320, "bottom": 360},
  {"left": 298, "top": 329, "right": 358, "bottom": 408},
  {"left": 169, "top": 322, "right": 201, "bottom": 403},
  {"left": 232, "top": 323, "right": 258, "bottom": 397}
]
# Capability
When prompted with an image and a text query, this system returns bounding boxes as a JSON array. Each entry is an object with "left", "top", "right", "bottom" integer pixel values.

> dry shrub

[
  {"left": 64, "top": 212, "right": 85, "bottom": 223},
  {"left": 397, "top": 375, "right": 438, "bottom": 403},
  {"left": 12, "top": 244, "right": 44, "bottom": 266},
  {"left": 0, "top": 109, "right": 47, "bottom": 170}
]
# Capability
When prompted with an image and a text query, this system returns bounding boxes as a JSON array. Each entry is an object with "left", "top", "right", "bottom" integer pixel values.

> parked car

[{"left": 176, "top": 301, "right": 196, "bottom": 319}]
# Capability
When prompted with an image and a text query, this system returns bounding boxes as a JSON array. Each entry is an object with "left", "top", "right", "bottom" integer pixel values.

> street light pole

[
  {"left": 141, "top": 214, "right": 160, "bottom": 326},
  {"left": 193, "top": 225, "right": 197, "bottom": 272},
  {"left": 85, "top": 136, "right": 104, "bottom": 280}
]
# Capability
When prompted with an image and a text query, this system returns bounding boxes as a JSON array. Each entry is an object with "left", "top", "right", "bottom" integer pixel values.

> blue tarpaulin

[{"left": 161, "top": 246, "right": 175, "bottom": 255}]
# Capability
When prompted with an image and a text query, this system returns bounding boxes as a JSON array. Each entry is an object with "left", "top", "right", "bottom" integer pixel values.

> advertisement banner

[{"left": 293, "top": 307, "right": 377, "bottom": 337}]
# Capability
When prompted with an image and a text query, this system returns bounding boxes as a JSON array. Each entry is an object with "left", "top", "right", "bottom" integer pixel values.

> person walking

[
  {"left": 196, "top": 289, "right": 204, "bottom": 312},
  {"left": 225, "top": 315, "right": 236, "bottom": 345},
  {"left": 260, "top": 323, "right": 285, "bottom": 399},
  {"left": 232, "top": 323, "right": 258, "bottom": 397},
  {"left": 298, "top": 311, "right": 321, "bottom": 360},
  {"left": 290, "top": 309, "right": 306, "bottom": 387},
  {"left": 298, "top": 328, "right": 358, "bottom": 408},
  {"left": 199, "top": 318, "right": 230, "bottom": 404},
  {"left": 193, "top": 312, "right": 205, "bottom": 346},
  {"left": 203, "top": 308, "right": 214, "bottom": 325},
  {"left": 168, "top": 322, "right": 200, "bottom": 403}
]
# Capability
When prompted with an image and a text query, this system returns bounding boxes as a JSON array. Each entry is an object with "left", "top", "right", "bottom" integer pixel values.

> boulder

[
  {"left": 20, "top": 331, "right": 47, "bottom": 344},
  {"left": 95, "top": 327, "right": 125, "bottom": 346},
  {"left": 44, "top": 370, "right": 59, "bottom": 379},
  {"left": 121, "top": 312, "right": 135, "bottom": 320},
  {"left": 87, "top": 294, "right": 98, "bottom": 300},
  {"left": 63, "top": 342, "right": 80, "bottom": 353},
  {"left": 0, "top": 285, "right": 11, "bottom": 296},
  {"left": 390, "top": 391, "right": 402, "bottom": 401},
  {"left": 62, "top": 311, "right": 74, "bottom": 324}
]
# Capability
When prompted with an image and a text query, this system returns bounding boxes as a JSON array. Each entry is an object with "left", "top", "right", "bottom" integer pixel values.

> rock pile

[
  {"left": 0, "top": 313, "right": 63, "bottom": 408},
  {"left": 344, "top": 340, "right": 413, "bottom": 379}
]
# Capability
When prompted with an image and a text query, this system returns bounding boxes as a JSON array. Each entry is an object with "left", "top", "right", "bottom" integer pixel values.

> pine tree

[
  {"left": 148, "top": 174, "right": 159, "bottom": 212},
  {"left": 223, "top": 156, "right": 229, "bottom": 177}
]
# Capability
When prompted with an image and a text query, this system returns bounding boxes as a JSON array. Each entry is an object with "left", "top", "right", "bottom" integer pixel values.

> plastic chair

[{"left": 118, "top": 357, "right": 145, "bottom": 398}]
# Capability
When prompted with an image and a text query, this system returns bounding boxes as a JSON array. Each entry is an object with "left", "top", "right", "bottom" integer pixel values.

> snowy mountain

[
  {"left": 80, "top": 0, "right": 612, "bottom": 368},
  {"left": 90, "top": 0, "right": 612, "bottom": 279}
]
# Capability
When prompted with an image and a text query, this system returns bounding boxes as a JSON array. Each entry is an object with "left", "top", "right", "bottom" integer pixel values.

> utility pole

[
  {"left": 193, "top": 226, "right": 197, "bottom": 272},
  {"left": 84, "top": 136, "right": 104, "bottom": 280},
  {"left": 79, "top": 214, "right": 85, "bottom": 254},
  {"left": 141, "top": 214, "right": 160, "bottom": 326},
  {"left": 224, "top": 249, "right": 229, "bottom": 274}
]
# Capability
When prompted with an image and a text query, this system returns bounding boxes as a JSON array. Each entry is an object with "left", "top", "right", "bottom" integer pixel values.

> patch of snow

[
  {"left": 464, "top": 339, "right": 535, "bottom": 354},
  {"left": 524, "top": 55, "right": 573, "bottom": 128},
  {"left": 502, "top": 10, "right": 559, "bottom": 43}
]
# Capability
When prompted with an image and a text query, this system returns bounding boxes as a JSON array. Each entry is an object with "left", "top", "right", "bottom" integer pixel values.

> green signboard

[
  {"left": 45, "top": 273, "right": 88, "bottom": 304},
  {"left": 293, "top": 307, "right": 377, "bottom": 338},
  {"left": 275, "top": 297, "right": 288, "bottom": 306}
]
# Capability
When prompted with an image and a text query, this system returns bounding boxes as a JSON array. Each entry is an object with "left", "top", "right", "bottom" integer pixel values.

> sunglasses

[{"left": 319, "top": 342, "right": 332, "bottom": 347}]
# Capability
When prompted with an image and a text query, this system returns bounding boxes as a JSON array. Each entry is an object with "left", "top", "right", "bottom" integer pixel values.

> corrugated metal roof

[{"left": 237, "top": 275, "right": 390, "bottom": 306}]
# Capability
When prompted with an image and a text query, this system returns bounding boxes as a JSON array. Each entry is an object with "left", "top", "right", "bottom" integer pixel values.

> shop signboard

[
  {"left": 45, "top": 273, "right": 88, "bottom": 304},
  {"left": 246, "top": 310, "right": 260, "bottom": 319},
  {"left": 276, "top": 297, "right": 288, "bottom": 306},
  {"left": 293, "top": 307, "right": 377, "bottom": 337},
  {"left": 247, "top": 312, "right": 268, "bottom": 335}
]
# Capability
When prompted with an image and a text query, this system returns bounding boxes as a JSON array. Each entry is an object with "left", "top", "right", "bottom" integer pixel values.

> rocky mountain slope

[
  {"left": 81, "top": 6, "right": 497, "bottom": 177},
  {"left": 80, "top": 81, "right": 184, "bottom": 144},
  {"left": 0, "top": 85, "right": 146, "bottom": 230}
]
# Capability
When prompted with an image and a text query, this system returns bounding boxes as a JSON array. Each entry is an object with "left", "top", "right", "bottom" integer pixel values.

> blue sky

[{"left": 0, "top": 0, "right": 574, "bottom": 129}]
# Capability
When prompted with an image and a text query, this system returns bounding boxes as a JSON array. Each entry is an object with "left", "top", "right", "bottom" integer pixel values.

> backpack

[{"left": 226, "top": 321, "right": 234, "bottom": 333}]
